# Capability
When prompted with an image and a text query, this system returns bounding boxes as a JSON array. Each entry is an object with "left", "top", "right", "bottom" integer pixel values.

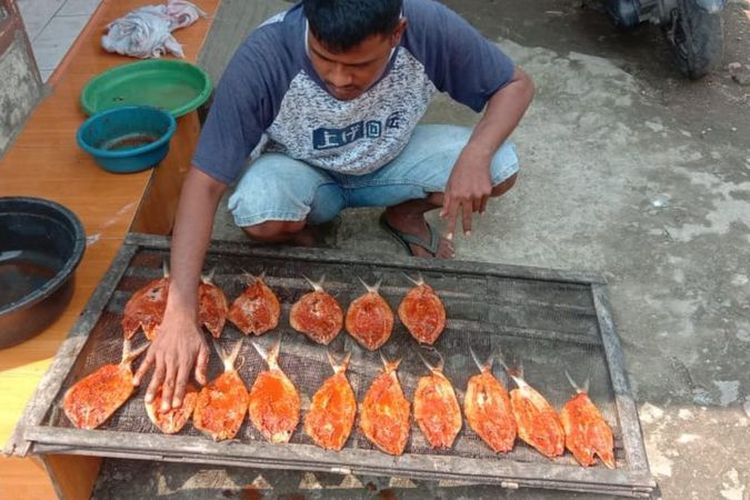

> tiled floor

[{"left": 16, "top": 0, "right": 101, "bottom": 81}]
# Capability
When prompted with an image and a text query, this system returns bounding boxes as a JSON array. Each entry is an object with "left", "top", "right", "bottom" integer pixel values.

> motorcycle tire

[{"left": 666, "top": 0, "right": 724, "bottom": 79}]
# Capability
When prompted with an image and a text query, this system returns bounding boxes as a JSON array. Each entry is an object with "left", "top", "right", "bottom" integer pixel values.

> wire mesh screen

[{"left": 42, "top": 244, "right": 627, "bottom": 469}]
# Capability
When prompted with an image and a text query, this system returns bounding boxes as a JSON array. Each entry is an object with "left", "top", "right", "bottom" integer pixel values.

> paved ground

[{"left": 94, "top": 1, "right": 750, "bottom": 498}]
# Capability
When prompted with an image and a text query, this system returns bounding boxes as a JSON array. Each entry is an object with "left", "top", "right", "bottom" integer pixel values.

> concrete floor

[{"left": 94, "top": 0, "right": 750, "bottom": 498}]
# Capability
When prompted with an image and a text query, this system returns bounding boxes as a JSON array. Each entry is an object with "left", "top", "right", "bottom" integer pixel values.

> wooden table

[{"left": 0, "top": 1, "right": 218, "bottom": 497}]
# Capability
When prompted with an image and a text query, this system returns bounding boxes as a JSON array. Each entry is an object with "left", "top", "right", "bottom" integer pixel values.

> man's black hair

[{"left": 303, "top": 0, "right": 403, "bottom": 53}]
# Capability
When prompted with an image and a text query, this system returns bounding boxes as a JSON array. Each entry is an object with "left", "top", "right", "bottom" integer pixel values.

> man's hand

[
  {"left": 440, "top": 144, "right": 494, "bottom": 239},
  {"left": 133, "top": 309, "right": 209, "bottom": 411}
]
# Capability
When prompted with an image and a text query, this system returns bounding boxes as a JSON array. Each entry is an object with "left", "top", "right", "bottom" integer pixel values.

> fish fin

[
  {"left": 469, "top": 345, "right": 493, "bottom": 373},
  {"left": 379, "top": 350, "right": 401, "bottom": 373},
  {"left": 417, "top": 346, "right": 444, "bottom": 374},
  {"left": 303, "top": 274, "right": 324, "bottom": 292},
  {"left": 327, "top": 350, "right": 351, "bottom": 374}
]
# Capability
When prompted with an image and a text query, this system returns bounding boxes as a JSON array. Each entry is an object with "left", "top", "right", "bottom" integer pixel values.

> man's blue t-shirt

[{"left": 193, "top": 0, "right": 515, "bottom": 184}]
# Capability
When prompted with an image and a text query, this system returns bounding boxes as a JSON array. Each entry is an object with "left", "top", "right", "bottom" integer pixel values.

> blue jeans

[{"left": 228, "top": 124, "right": 520, "bottom": 227}]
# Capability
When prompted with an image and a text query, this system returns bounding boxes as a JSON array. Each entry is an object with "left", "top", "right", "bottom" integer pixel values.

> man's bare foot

[{"left": 383, "top": 209, "right": 454, "bottom": 259}]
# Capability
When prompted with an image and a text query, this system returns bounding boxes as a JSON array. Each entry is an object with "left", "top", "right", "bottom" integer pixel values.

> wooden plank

[
  {"left": 42, "top": 455, "right": 101, "bottom": 500},
  {"left": 0, "top": 456, "right": 57, "bottom": 500}
]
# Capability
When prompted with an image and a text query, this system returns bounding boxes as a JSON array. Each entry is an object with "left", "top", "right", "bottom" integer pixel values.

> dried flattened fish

[
  {"left": 463, "top": 348, "right": 517, "bottom": 453},
  {"left": 193, "top": 340, "right": 248, "bottom": 441},
  {"left": 248, "top": 336, "right": 301, "bottom": 443},
  {"left": 413, "top": 348, "right": 462, "bottom": 449},
  {"left": 304, "top": 351, "right": 356, "bottom": 451},
  {"left": 63, "top": 340, "right": 149, "bottom": 429},
  {"left": 198, "top": 269, "right": 229, "bottom": 338},
  {"left": 345, "top": 279, "right": 393, "bottom": 351},
  {"left": 121, "top": 261, "right": 169, "bottom": 340},
  {"left": 398, "top": 274, "right": 446, "bottom": 345},
  {"left": 289, "top": 275, "right": 343, "bottom": 345},
  {"left": 560, "top": 372, "right": 616, "bottom": 468},
  {"left": 360, "top": 353, "right": 410, "bottom": 456},
  {"left": 228, "top": 272, "right": 280, "bottom": 336}
]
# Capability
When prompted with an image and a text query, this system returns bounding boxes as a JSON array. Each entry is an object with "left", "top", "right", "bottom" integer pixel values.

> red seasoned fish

[
  {"left": 145, "top": 383, "right": 198, "bottom": 434},
  {"left": 463, "top": 349, "right": 517, "bottom": 453},
  {"left": 359, "top": 353, "right": 410, "bottom": 455},
  {"left": 560, "top": 372, "right": 616, "bottom": 468},
  {"left": 121, "top": 261, "right": 169, "bottom": 340},
  {"left": 199, "top": 270, "right": 229, "bottom": 338},
  {"left": 398, "top": 275, "right": 446, "bottom": 345},
  {"left": 228, "top": 273, "right": 281, "bottom": 336},
  {"left": 304, "top": 351, "right": 356, "bottom": 451},
  {"left": 413, "top": 349, "right": 461, "bottom": 449},
  {"left": 193, "top": 340, "right": 248, "bottom": 441},
  {"left": 345, "top": 279, "right": 393, "bottom": 351},
  {"left": 289, "top": 276, "right": 343, "bottom": 344},
  {"left": 63, "top": 340, "right": 149, "bottom": 429},
  {"left": 248, "top": 336, "right": 301, "bottom": 443},
  {"left": 506, "top": 364, "right": 565, "bottom": 459}
]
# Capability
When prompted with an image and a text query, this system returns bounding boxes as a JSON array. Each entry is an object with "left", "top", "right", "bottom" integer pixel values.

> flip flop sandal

[{"left": 379, "top": 212, "right": 440, "bottom": 257}]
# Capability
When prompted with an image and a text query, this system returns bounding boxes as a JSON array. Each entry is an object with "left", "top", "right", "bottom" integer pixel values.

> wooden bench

[{"left": 0, "top": 1, "right": 218, "bottom": 497}]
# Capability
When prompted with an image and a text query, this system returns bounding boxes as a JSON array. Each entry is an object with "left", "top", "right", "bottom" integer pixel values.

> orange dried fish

[
  {"left": 398, "top": 275, "right": 446, "bottom": 345},
  {"left": 345, "top": 279, "right": 394, "bottom": 351},
  {"left": 413, "top": 349, "right": 462, "bottom": 449},
  {"left": 228, "top": 273, "right": 281, "bottom": 336},
  {"left": 506, "top": 364, "right": 565, "bottom": 459},
  {"left": 359, "top": 353, "right": 410, "bottom": 455},
  {"left": 289, "top": 276, "right": 343, "bottom": 344},
  {"left": 121, "top": 261, "right": 169, "bottom": 340},
  {"left": 199, "top": 270, "right": 229, "bottom": 338},
  {"left": 560, "top": 372, "right": 616, "bottom": 469},
  {"left": 304, "top": 351, "right": 356, "bottom": 451},
  {"left": 463, "top": 349, "right": 517, "bottom": 453},
  {"left": 63, "top": 340, "right": 149, "bottom": 429},
  {"left": 145, "top": 384, "right": 198, "bottom": 434},
  {"left": 193, "top": 340, "right": 248, "bottom": 441},
  {"left": 248, "top": 336, "right": 301, "bottom": 443}
]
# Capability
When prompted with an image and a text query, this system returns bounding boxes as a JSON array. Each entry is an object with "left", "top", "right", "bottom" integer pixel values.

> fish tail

[
  {"left": 496, "top": 349, "right": 526, "bottom": 388},
  {"left": 201, "top": 267, "right": 217, "bottom": 284},
  {"left": 303, "top": 274, "right": 325, "bottom": 292},
  {"left": 564, "top": 370, "right": 589, "bottom": 394},
  {"left": 327, "top": 350, "right": 351, "bottom": 374},
  {"left": 162, "top": 259, "right": 170, "bottom": 279},
  {"left": 122, "top": 339, "right": 150, "bottom": 366},
  {"left": 417, "top": 346, "right": 444, "bottom": 374},
  {"left": 358, "top": 277, "right": 382, "bottom": 294},
  {"left": 403, "top": 272, "right": 425, "bottom": 287},
  {"left": 251, "top": 335, "right": 281, "bottom": 370},
  {"left": 379, "top": 350, "right": 401, "bottom": 373},
  {"left": 469, "top": 346, "right": 493, "bottom": 373}
]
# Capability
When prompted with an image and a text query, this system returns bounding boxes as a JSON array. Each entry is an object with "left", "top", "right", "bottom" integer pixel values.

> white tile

[
  {"left": 15, "top": 0, "right": 66, "bottom": 41},
  {"left": 59, "top": 0, "right": 101, "bottom": 17},
  {"left": 32, "top": 14, "right": 89, "bottom": 71}
]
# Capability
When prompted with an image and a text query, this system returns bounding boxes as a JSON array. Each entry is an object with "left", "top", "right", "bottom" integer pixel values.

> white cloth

[{"left": 101, "top": 0, "right": 206, "bottom": 59}]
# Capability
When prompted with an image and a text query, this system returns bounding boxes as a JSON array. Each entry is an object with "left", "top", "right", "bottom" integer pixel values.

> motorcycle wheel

[{"left": 665, "top": 0, "right": 724, "bottom": 79}]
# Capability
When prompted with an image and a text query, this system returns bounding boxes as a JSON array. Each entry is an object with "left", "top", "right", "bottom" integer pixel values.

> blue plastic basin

[{"left": 76, "top": 106, "right": 177, "bottom": 174}]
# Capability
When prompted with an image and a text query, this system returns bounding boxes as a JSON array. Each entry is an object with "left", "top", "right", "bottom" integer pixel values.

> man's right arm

[{"left": 133, "top": 167, "right": 227, "bottom": 411}]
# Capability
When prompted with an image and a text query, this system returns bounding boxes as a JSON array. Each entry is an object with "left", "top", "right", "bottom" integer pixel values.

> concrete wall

[{"left": 0, "top": 0, "right": 42, "bottom": 157}]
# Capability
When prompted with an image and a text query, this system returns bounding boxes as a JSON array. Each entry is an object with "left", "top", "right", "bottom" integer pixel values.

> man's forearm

[
  {"left": 466, "top": 68, "right": 535, "bottom": 158},
  {"left": 166, "top": 167, "right": 227, "bottom": 317}
]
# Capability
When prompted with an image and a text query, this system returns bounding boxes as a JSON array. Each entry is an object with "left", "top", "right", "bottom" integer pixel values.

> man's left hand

[{"left": 441, "top": 145, "right": 493, "bottom": 239}]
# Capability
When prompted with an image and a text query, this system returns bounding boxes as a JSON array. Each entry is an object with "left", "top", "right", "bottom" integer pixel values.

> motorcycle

[{"left": 605, "top": 0, "right": 727, "bottom": 79}]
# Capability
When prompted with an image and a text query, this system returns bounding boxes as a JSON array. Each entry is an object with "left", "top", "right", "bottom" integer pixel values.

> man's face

[{"left": 308, "top": 20, "right": 406, "bottom": 101}]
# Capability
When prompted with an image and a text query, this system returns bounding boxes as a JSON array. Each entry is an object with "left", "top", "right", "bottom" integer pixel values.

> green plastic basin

[{"left": 80, "top": 60, "right": 212, "bottom": 118}]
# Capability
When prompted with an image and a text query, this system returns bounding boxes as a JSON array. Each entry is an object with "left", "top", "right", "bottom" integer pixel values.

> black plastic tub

[{"left": 0, "top": 197, "right": 85, "bottom": 349}]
